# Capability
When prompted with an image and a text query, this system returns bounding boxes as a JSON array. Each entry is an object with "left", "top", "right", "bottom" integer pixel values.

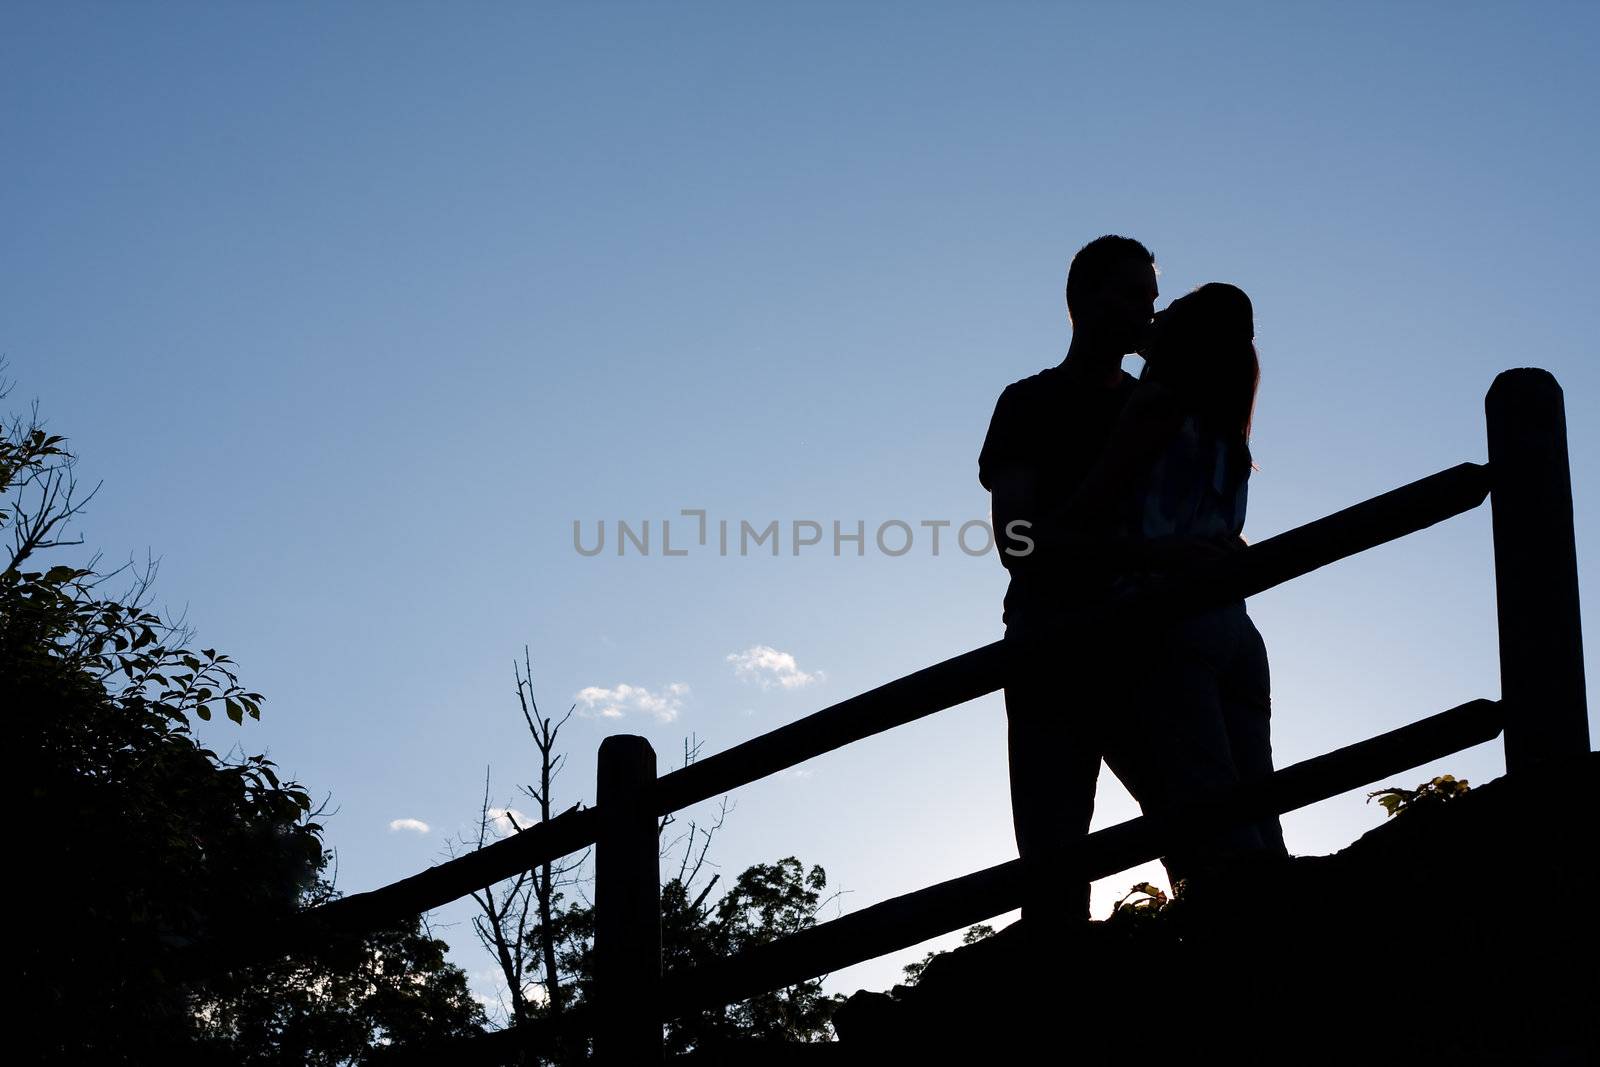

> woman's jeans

[{"left": 1006, "top": 600, "right": 1287, "bottom": 924}]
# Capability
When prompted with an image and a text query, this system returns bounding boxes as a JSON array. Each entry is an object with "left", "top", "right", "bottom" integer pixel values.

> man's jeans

[{"left": 1005, "top": 600, "right": 1286, "bottom": 925}]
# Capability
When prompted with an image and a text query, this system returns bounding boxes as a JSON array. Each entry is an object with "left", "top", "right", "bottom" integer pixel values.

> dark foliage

[
  {"left": 7, "top": 403, "right": 482, "bottom": 1062},
  {"left": 191, "top": 867, "right": 484, "bottom": 1064},
  {"left": 511, "top": 857, "right": 843, "bottom": 1060}
]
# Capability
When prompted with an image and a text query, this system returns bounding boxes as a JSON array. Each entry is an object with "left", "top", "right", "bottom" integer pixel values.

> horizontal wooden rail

[
  {"left": 657, "top": 696, "right": 1502, "bottom": 1017},
  {"left": 656, "top": 462, "right": 1492, "bottom": 815},
  {"left": 174, "top": 806, "right": 601, "bottom": 977},
  {"left": 1181, "top": 461, "right": 1490, "bottom": 607},
  {"left": 654, "top": 641, "right": 1009, "bottom": 814},
  {"left": 426, "top": 697, "right": 1501, "bottom": 1062},
  {"left": 189, "top": 461, "right": 1491, "bottom": 977}
]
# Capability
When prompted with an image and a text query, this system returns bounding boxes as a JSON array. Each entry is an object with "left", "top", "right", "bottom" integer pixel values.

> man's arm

[
  {"left": 979, "top": 382, "right": 1042, "bottom": 567},
  {"left": 987, "top": 462, "right": 1038, "bottom": 567}
]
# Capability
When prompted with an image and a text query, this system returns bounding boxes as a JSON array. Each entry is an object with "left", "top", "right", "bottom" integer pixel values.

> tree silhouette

[
  {"left": 7, "top": 383, "right": 482, "bottom": 1062},
  {"left": 459, "top": 657, "right": 845, "bottom": 1059}
]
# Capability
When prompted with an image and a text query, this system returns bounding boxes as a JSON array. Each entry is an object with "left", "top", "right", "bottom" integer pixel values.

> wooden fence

[{"left": 180, "top": 368, "right": 1591, "bottom": 1064}]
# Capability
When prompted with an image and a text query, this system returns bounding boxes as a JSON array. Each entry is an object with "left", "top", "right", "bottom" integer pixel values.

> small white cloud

[
  {"left": 727, "top": 645, "right": 822, "bottom": 690},
  {"left": 575, "top": 682, "right": 687, "bottom": 723},
  {"left": 388, "top": 818, "right": 431, "bottom": 834},
  {"left": 487, "top": 807, "right": 531, "bottom": 836}
]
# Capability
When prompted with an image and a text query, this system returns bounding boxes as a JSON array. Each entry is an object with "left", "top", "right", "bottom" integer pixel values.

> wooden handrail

[
  {"left": 655, "top": 461, "right": 1491, "bottom": 815},
  {"left": 656, "top": 697, "right": 1502, "bottom": 1017},
  {"left": 174, "top": 806, "right": 601, "bottom": 978},
  {"left": 188, "top": 368, "right": 1598, "bottom": 1067},
  {"left": 654, "top": 640, "right": 1009, "bottom": 814},
  {"left": 410, "top": 697, "right": 1502, "bottom": 1064},
  {"left": 185, "top": 460, "right": 1491, "bottom": 976},
  {"left": 1182, "top": 461, "right": 1490, "bottom": 606}
]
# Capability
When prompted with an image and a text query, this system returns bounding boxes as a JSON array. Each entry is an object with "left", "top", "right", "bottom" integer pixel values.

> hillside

[{"left": 827, "top": 753, "right": 1597, "bottom": 1065}]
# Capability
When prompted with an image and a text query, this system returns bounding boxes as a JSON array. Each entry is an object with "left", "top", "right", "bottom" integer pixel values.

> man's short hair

[{"left": 1065, "top": 235, "right": 1155, "bottom": 319}]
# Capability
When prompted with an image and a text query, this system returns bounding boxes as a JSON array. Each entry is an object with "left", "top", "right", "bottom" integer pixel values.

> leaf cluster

[
  {"left": 525, "top": 857, "right": 844, "bottom": 1059},
  {"left": 1367, "top": 774, "right": 1471, "bottom": 819},
  {"left": 191, "top": 864, "right": 485, "bottom": 1065},
  {"left": 901, "top": 923, "right": 997, "bottom": 986}
]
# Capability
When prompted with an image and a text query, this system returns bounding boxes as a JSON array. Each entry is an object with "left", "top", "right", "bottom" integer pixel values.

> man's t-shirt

[{"left": 978, "top": 364, "right": 1139, "bottom": 626}]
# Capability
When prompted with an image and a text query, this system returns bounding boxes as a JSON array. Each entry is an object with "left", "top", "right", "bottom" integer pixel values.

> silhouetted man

[{"left": 978, "top": 234, "right": 1158, "bottom": 929}]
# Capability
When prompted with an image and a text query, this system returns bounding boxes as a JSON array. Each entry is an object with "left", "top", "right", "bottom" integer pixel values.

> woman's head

[{"left": 1145, "top": 282, "right": 1260, "bottom": 453}]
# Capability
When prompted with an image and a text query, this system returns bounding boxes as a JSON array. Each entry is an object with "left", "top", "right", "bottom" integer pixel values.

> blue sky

[{"left": 6, "top": 1, "right": 1596, "bottom": 1013}]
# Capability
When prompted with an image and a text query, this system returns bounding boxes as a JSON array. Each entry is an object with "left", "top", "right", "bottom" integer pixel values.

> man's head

[{"left": 1065, "top": 235, "right": 1158, "bottom": 355}]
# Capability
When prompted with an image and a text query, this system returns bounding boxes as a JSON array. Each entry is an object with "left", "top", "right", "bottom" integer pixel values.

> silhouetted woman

[{"left": 1067, "top": 282, "right": 1288, "bottom": 888}]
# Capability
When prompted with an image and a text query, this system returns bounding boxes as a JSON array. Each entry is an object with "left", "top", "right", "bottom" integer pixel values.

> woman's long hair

[{"left": 1147, "top": 282, "right": 1260, "bottom": 473}]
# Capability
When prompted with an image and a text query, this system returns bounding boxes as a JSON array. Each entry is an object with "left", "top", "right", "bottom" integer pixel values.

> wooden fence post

[
  {"left": 594, "top": 735, "right": 661, "bottom": 1064},
  {"left": 1485, "top": 368, "right": 1591, "bottom": 771}
]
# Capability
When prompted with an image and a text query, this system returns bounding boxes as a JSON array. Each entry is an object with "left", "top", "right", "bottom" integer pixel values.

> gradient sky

[{"left": 6, "top": 1, "right": 1596, "bottom": 1015}]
